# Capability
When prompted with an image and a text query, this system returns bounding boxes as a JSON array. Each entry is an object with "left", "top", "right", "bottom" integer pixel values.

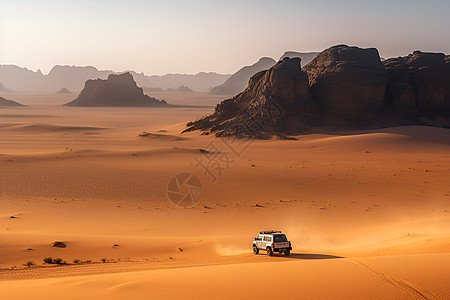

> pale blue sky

[{"left": 1, "top": 0, "right": 449, "bottom": 75}]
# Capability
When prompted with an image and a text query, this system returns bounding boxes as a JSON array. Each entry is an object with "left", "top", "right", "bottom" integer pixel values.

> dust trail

[{"left": 215, "top": 246, "right": 249, "bottom": 256}]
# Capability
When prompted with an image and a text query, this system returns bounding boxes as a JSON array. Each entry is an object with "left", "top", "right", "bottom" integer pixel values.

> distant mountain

[
  {"left": 47, "top": 65, "right": 112, "bottom": 92},
  {"left": 135, "top": 72, "right": 228, "bottom": 92},
  {"left": 143, "top": 85, "right": 194, "bottom": 93},
  {"left": 0, "top": 82, "right": 12, "bottom": 92},
  {"left": 0, "top": 65, "right": 45, "bottom": 91},
  {"left": 64, "top": 73, "right": 168, "bottom": 107},
  {"left": 0, "top": 96, "right": 25, "bottom": 107},
  {"left": 166, "top": 86, "right": 194, "bottom": 92},
  {"left": 279, "top": 51, "right": 320, "bottom": 67},
  {"left": 176, "top": 85, "right": 194, "bottom": 92},
  {"left": 143, "top": 87, "right": 164, "bottom": 93},
  {"left": 209, "top": 57, "right": 276, "bottom": 96},
  {"left": 56, "top": 88, "right": 72, "bottom": 94},
  {"left": 0, "top": 64, "right": 230, "bottom": 92}
]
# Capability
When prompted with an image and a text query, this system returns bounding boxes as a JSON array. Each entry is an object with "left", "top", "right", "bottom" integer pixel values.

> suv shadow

[{"left": 273, "top": 253, "right": 344, "bottom": 259}]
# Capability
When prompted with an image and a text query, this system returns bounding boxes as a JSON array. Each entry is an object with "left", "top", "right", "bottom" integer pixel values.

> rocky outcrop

[
  {"left": 64, "top": 73, "right": 168, "bottom": 107},
  {"left": 185, "top": 57, "right": 314, "bottom": 138},
  {"left": 279, "top": 51, "right": 319, "bottom": 67},
  {"left": 209, "top": 57, "right": 276, "bottom": 96},
  {"left": 383, "top": 51, "right": 450, "bottom": 119},
  {"left": 303, "top": 45, "right": 388, "bottom": 125},
  {"left": 0, "top": 97, "right": 25, "bottom": 106},
  {"left": 185, "top": 45, "right": 450, "bottom": 138}
]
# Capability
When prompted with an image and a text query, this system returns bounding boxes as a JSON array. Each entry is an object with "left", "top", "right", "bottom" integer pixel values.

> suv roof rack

[{"left": 260, "top": 230, "right": 282, "bottom": 234}]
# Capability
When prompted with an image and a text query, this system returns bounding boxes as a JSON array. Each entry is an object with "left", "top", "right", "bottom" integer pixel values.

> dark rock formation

[
  {"left": 52, "top": 241, "right": 66, "bottom": 248},
  {"left": 279, "top": 51, "right": 320, "bottom": 67},
  {"left": 209, "top": 57, "right": 276, "bottom": 96},
  {"left": 383, "top": 51, "right": 450, "bottom": 120},
  {"left": 57, "top": 88, "right": 72, "bottom": 94},
  {"left": 0, "top": 97, "right": 25, "bottom": 107},
  {"left": 303, "top": 45, "right": 388, "bottom": 125},
  {"left": 185, "top": 57, "right": 313, "bottom": 138},
  {"left": 64, "top": 73, "right": 168, "bottom": 107},
  {"left": 185, "top": 45, "right": 450, "bottom": 138}
]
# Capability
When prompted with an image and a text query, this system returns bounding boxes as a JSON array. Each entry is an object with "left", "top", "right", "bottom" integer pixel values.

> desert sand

[{"left": 1, "top": 92, "right": 449, "bottom": 299}]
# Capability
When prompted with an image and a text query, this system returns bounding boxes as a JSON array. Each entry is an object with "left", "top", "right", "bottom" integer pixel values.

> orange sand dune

[{"left": 0, "top": 92, "right": 449, "bottom": 299}]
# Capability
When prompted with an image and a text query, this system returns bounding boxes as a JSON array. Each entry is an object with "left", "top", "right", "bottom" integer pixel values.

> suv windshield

[{"left": 273, "top": 234, "right": 287, "bottom": 242}]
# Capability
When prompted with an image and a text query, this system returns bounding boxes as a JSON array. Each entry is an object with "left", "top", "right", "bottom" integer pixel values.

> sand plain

[{"left": 0, "top": 91, "right": 449, "bottom": 299}]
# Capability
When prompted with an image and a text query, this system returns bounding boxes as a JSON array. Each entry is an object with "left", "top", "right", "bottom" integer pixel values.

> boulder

[
  {"left": 64, "top": 72, "right": 168, "bottom": 107},
  {"left": 52, "top": 241, "right": 66, "bottom": 248}
]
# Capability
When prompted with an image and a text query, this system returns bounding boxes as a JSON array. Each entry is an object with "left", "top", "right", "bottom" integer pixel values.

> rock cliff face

[
  {"left": 185, "top": 57, "right": 313, "bottom": 137},
  {"left": 209, "top": 57, "right": 276, "bottom": 96},
  {"left": 65, "top": 73, "right": 168, "bottom": 107},
  {"left": 383, "top": 51, "right": 450, "bottom": 119},
  {"left": 185, "top": 45, "right": 450, "bottom": 138},
  {"left": 303, "top": 45, "right": 388, "bottom": 125}
]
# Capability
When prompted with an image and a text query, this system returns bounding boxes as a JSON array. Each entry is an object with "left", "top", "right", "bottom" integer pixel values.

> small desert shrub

[
  {"left": 23, "top": 261, "right": 35, "bottom": 267},
  {"left": 83, "top": 259, "right": 92, "bottom": 264},
  {"left": 101, "top": 258, "right": 107, "bottom": 263},
  {"left": 73, "top": 259, "right": 81, "bottom": 264},
  {"left": 43, "top": 257, "right": 53, "bottom": 264},
  {"left": 53, "top": 258, "right": 63, "bottom": 264}
]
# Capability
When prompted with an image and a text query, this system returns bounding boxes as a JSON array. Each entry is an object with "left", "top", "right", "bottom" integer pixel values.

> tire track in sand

[{"left": 352, "top": 259, "right": 440, "bottom": 300}]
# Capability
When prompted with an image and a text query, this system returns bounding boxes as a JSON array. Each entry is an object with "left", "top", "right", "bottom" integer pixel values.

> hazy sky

[{"left": 1, "top": 0, "right": 449, "bottom": 75}]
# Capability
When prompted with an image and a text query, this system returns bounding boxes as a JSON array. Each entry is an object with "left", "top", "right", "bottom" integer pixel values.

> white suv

[{"left": 253, "top": 230, "right": 292, "bottom": 256}]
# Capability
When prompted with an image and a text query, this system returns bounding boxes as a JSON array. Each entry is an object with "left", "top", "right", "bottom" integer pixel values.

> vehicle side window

[
  {"left": 256, "top": 236, "right": 262, "bottom": 241},
  {"left": 263, "top": 236, "right": 271, "bottom": 242}
]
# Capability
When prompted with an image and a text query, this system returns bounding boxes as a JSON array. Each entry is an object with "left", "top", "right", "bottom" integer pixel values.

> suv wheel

[
  {"left": 284, "top": 249, "right": 290, "bottom": 256},
  {"left": 266, "top": 247, "right": 273, "bottom": 256},
  {"left": 253, "top": 246, "right": 259, "bottom": 255}
]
